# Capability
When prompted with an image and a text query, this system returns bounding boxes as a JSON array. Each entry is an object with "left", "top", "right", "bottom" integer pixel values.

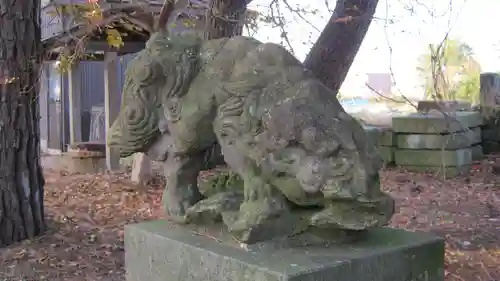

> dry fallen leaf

[{"left": 1, "top": 160, "right": 499, "bottom": 280}]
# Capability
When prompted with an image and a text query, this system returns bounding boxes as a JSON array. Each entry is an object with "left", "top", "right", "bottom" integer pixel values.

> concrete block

[
  {"left": 377, "top": 146, "right": 394, "bottom": 163},
  {"left": 471, "top": 145, "right": 483, "bottom": 161},
  {"left": 364, "top": 125, "right": 381, "bottom": 138},
  {"left": 63, "top": 141, "right": 108, "bottom": 173},
  {"left": 378, "top": 130, "right": 396, "bottom": 146},
  {"left": 482, "top": 128, "right": 500, "bottom": 141},
  {"left": 61, "top": 153, "right": 107, "bottom": 174},
  {"left": 363, "top": 125, "right": 395, "bottom": 146},
  {"left": 483, "top": 141, "right": 500, "bottom": 154},
  {"left": 125, "top": 220, "right": 445, "bottom": 281},
  {"left": 417, "top": 100, "right": 471, "bottom": 112},
  {"left": 480, "top": 105, "right": 500, "bottom": 127},
  {"left": 392, "top": 112, "right": 482, "bottom": 134},
  {"left": 378, "top": 130, "right": 395, "bottom": 146},
  {"left": 68, "top": 141, "right": 106, "bottom": 152},
  {"left": 399, "top": 165, "right": 471, "bottom": 177},
  {"left": 394, "top": 148, "right": 472, "bottom": 167},
  {"left": 396, "top": 127, "right": 481, "bottom": 150}
]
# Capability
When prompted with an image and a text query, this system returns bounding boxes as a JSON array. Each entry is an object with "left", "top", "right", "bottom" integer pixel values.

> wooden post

[
  {"left": 39, "top": 64, "right": 49, "bottom": 153},
  {"left": 479, "top": 73, "right": 500, "bottom": 154},
  {"left": 68, "top": 62, "right": 82, "bottom": 144},
  {"left": 104, "top": 52, "right": 120, "bottom": 170},
  {"left": 480, "top": 73, "right": 500, "bottom": 106}
]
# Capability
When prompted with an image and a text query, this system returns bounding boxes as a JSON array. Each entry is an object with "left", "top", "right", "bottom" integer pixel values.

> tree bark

[
  {"left": 0, "top": 0, "right": 46, "bottom": 247},
  {"left": 303, "top": 0, "right": 379, "bottom": 95},
  {"left": 204, "top": 0, "right": 249, "bottom": 39}
]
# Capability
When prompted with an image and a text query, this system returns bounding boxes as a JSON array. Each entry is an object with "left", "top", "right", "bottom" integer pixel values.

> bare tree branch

[{"left": 156, "top": 0, "right": 176, "bottom": 31}]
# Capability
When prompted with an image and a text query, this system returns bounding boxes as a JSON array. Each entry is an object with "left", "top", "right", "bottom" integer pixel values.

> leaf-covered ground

[{"left": 0, "top": 159, "right": 499, "bottom": 281}]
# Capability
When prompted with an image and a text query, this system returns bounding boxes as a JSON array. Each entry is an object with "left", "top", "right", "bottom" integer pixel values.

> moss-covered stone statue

[{"left": 108, "top": 29, "right": 395, "bottom": 244}]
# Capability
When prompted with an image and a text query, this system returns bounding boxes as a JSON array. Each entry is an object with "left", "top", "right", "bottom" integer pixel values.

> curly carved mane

[
  {"left": 121, "top": 30, "right": 202, "bottom": 105},
  {"left": 109, "top": 31, "right": 203, "bottom": 156}
]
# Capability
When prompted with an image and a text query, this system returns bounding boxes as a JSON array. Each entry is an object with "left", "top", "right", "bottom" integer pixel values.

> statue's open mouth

[
  {"left": 107, "top": 131, "right": 138, "bottom": 158},
  {"left": 107, "top": 115, "right": 163, "bottom": 158}
]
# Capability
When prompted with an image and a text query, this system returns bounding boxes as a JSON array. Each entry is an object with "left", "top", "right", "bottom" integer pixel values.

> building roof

[{"left": 42, "top": 3, "right": 161, "bottom": 59}]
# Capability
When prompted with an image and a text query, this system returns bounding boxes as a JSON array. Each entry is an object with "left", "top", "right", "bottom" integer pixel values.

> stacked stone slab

[
  {"left": 392, "top": 110, "right": 483, "bottom": 176},
  {"left": 364, "top": 125, "right": 395, "bottom": 166},
  {"left": 417, "top": 100, "right": 471, "bottom": 113},
  {"left": 479, "top": 73, "right": 500, "bottom": 154}
]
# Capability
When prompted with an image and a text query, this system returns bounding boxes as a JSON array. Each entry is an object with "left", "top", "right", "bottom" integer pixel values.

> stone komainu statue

[{"left": 108, "top": 29, "right": 395, "bottom": 244}]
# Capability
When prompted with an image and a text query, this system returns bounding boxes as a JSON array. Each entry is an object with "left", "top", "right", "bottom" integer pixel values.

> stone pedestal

[
  {"left": 61, "top": 141, "right": 107, "bottom": 174},
  {"left": 61, "top": 152, "right": 106, "bottom": 174},
  {"left": 125, "top": 220, "right": 445, "bottom": 281}
]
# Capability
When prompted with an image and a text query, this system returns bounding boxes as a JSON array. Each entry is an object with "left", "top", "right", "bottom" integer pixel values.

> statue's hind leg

[
  {"left": 222, "top": 150, "right": 311, "bottom": 243},
  {"left": 212, "top": 95, "right": 308, "bottom": 243},
  {"left": 214, "top": 129, "right": 308, "bottom": 243}
]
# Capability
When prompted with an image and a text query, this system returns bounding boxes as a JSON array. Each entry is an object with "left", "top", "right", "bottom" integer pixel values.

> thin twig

[{"left": 156, "top": 0, "right": 176, "bottom": 31}]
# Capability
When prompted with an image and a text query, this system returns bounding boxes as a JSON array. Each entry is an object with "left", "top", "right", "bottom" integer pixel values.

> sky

[{"left": 244, "top": 0, "right": 500, "bottom": 99}]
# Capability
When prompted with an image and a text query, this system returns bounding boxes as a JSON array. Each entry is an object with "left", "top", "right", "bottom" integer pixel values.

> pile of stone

[{"left": 392, "top": 110, "right": 483, "bottom": 176}]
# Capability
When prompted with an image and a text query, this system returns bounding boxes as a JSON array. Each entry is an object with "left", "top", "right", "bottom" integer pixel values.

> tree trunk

[
  {"left": 303, "top": 0, "right": 379, "bottom": 95},
  {"left": 204, "top": 0, "right": 249, "bottom": 39},
  {"left": 0, "top": 0, "right": 46, "bottom": 247}
]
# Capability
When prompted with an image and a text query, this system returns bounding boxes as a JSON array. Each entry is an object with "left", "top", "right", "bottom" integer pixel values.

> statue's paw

[
  {"left": 185, "top": 191, "right": 244, "bottom": 224},
  {"left": 310, "top": 196, "right": 395, "bottom": 231},
  {"left": 162, "top": 188, "right": 204, "bottom": 224},
  {"left": 238, "top": 198, "right": 288, "bottom": 227},
  {"left": 163, "top": 200, "right": 189, "bottom": 223},
  {"left": 221, "top": 198, "right": 308, "bottom": 244},
  {"left": 198, "top": 169, "right": 244, "bottom": 198},
  {"left": 309, "top": 204, "right": 379, "bottom": 231}
]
